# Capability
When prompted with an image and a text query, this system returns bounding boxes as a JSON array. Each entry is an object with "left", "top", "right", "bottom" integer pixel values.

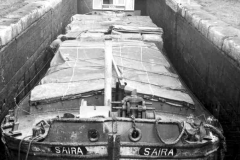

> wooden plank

[{"left": 104, "top": 40, "right": 112, "bottom": 107}]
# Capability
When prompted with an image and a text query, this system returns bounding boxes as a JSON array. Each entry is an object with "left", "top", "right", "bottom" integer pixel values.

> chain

[{"left": 131, "top": 115, "right": 136, "bottom": 130}]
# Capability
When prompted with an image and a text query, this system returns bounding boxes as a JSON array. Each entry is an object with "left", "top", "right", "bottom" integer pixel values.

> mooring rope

[
  {"left": 25, "top": 136, "right": 40, "bottom": 160},
  {"left": 155, "top": 119, "right": 186, "bottom": 145},
  {"left": 18, "top": 136, "right": 31, "bottom": 160}
]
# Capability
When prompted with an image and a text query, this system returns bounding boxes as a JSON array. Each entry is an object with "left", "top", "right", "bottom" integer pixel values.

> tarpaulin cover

[
  {"left": 66, "top": 14, "right": 163, "bottom": 42},
  {"left": 67, "top": 15, "right": 160, "bottom": 31},
  {"left": 30, "top": 40, "right": 194, "bottom": 105},
  {"left": 112, "top": 25, "right": 162, "bottom": 34},
  {"left": 111, "top": 30, "right": 142, "bottom": 40}
]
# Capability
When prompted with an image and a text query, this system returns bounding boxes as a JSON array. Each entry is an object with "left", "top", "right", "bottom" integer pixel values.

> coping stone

[
  {"left": 208, "top": 26, "right": 240, "bottom": 50},
  {"left": 186, "top": 10, "right": 217, "bottom": 30},
  {"left": 0, "top": 0, "right": 60, "bottom": 47},
  {"left": 174, "top": 0, "right": 240, "bottom": 68},
  {"left": 222, "top": 37, "right": 240, "bottom": 65},
  {"left": 198, "top": 20, "right": 229, "bottom": 38},
  {"left": 165, "top": 0, "right": 178, "bottom": 12},
  {"left": 0, "top": 26, "right": 12, "bottom": 47},
  {"left": 184, "top": 10, "right": 203, "bottom": 29}
]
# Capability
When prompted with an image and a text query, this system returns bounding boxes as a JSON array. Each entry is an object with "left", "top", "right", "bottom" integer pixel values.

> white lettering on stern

[
  {"left": 55, "top": 147, "right": 61, "bottom": 154},
  {"left": 144, "top": 148, "right": 150, "bottom": 155},
  {"left": 168, "top": 149, "right": 174, "bottom": 156},
  {"left": 141, "top": 147, "right": 176, "bottom": 157},
  {"left": 77, "top": 147, "right": 84, "bottom": 155},
  {"left": 54, "top": 146, "right": 85, "bottom": 155},
  {"left": 71, "top": 147, "right": 76, "bottom": 154},
  {"left": 151, "top": 148, "right": 158, "bottom": 156}
]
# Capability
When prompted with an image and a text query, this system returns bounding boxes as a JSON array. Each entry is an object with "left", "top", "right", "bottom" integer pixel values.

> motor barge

[{"left": 1, "top": 1, "right": 225, "bottom": 160}]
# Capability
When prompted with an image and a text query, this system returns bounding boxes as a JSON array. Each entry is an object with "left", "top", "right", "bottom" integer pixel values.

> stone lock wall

[
  {"left": 0, "top": 0, "right": 77, "bottom": 121},
  {"left": 146, "top": 0, "right": 240, "bottom": 159}
]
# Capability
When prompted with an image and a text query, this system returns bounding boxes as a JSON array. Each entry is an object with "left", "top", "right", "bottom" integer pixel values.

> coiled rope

[
  {"left": 204, "top": 123, "right": 226, "bottom": 152},
  {"left": 155, "top": 119, "right": 186, "bottom": 145},
  {"left": 155, "top": 118, "right": 226, "bottom": 151}
]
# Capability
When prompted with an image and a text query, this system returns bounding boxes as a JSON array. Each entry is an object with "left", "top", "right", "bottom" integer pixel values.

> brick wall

[
  {"left": 0, "top": 0, "right": 77, "bottom": 121},
  {"left": 146, "top": 0, "right": 240, "bottom": 159}
]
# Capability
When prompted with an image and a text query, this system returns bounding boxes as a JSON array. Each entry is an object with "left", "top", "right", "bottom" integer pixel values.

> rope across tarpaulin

[
  {"left": 111, "top": 40, "right": 194, "bottom": 104},
  {"left": 29, "top": 40, "right": 194, "bottom": 106}
]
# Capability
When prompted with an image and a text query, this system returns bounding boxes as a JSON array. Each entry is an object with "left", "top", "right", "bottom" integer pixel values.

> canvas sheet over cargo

[{"left": 31, "top": 40, "right": 193, "bottom": 105}]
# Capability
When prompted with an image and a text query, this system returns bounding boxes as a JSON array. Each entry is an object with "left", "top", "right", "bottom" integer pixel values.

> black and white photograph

[{"left": 0, "top": 0, "right": 239, "bottom": 159}]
